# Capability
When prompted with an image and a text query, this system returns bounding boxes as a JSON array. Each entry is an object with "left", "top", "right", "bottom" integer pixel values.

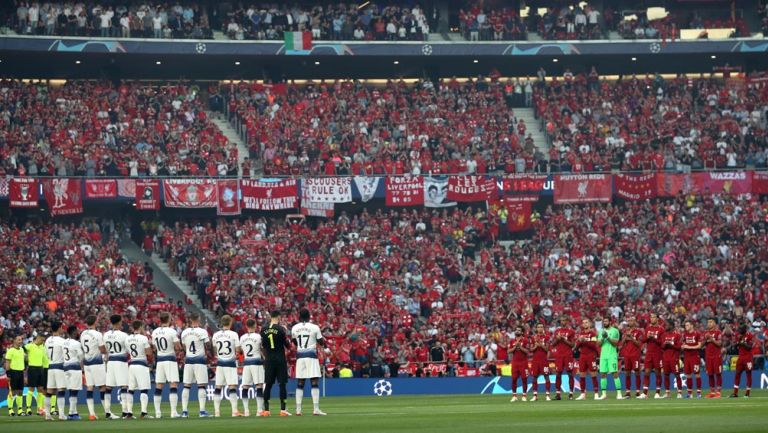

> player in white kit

[
  {"left": 180, "top": 312, "right": 212, "bottom": 418},
  {"left": 126, "top": 321, "right": 153, "bottom": 419},
  {"left": 63, "top": 326, "right": 84, "bottom": 420},
  {"left": 151, "top": 311, "right": 182, "bottom": 418},
  {"left": 44, "top": 321, "right": 67, "bottom": 420},
  {"left": 239, "top": 318, "right": 265, "bottom": 417},
  {"left": 211, "top": 315, "right": 241, "bottom": 417},
  {"left": 291, "top": 309, "right": 327, "bottom": 416},
  {"left": 103, "top": 314, "right": 130, "bottom": 419},
  {"left": 80, "top": 315, "right": 107, "bottom": 420}
]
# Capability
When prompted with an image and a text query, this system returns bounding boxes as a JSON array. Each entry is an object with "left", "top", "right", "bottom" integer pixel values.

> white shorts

[
  {"left": 155, "top": 361, "right": 180, "bottom": 384},
  {"left": 215, "top": 366, "right": 238, "bottom": 387},
  {"left": 84, "top": 364, "right": 106, "bottom": 388},
  {"left": 66, "top": 369, "right": 83, "bottom": 390},
  {"left": 106, "top": 361, "right": 129, "bottom": 388},
  {"left": 241, "top": 365, "right": 265, "bottom": 386},
  {"left": 295, "top": 358, "right": 322, "bottom": 379},
  {"left": 47, "top": 369, "right": 67, "bottom": 390},
  {"left": 128, "top": 364, "right": 151, "bottom": 391},
  {"left": 183, "top": 364, "right": 208, "bottom": 385}
]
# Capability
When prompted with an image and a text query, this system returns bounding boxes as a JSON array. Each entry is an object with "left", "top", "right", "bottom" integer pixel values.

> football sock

[
  {"left": 556, "top": 374, "right": 562, "bottom": 393},
  {"left": 228, "top": 389, "right": 238, "bottom": 414},
  {"left": 569, "top": 375, "right": 575, "bottom": 393},
  {"left": 100, "top": 391, "right": 107, "bottom": 414},
  {"left": 716, "top": 373, "right": 722, "bottom": 391},
  {"left": 86, "top": 390, "right": 95, "bottom": 416},
  {"left": 256, "top": 387, "right": 264, "bottom": 413},
  {"left": 198, "top": 388, "right": 207, "bottom": 412},
  {"left": 279, "top": 383, "right": 287, "bottom": 410},
  {"left": 708, "top": 374, "right": 716, "bottom": 391},
  {"left": 311, "top": 386, "right": 320, "bottom": 411},
  {"left": 213, "top": 389, "right": 222, "bottom": 414},
  {"left": 181, "top": 387, "right": 190, "bottom": 412},
  {"left": 591, "top": 376, "right": 598, "bottom": 393},
  {"left": 51, "top": 394, "right": 57, "bottom": 411},
  {"left": 295, "top": 388, "right": 303, "bottom": 413},
  {"left": 656, "top": 373, "right": 662, "bottom": 391},
  {"left": 696, "top": 377, "right": 702, "bottom": 392},
  {"left": 687, "top": 378, "right": 693, "bottom": 393},
  {"left": 600, "top": 377, "right": 607, "bottom": 392},
  {"left": 56, "top": 391, "right": 66, "bottom": 416},
  {"left": 69, "top": 392, "right": 78, "bottom": 414},
  {"left": 153, "top": 390, "right": 162, "bottom": 415},
  {"left": 579, "top": 377, "right": 586, "bottom": 393},
  {"left": 104, "top": 389, "right": 112, "bottom": 414},
  {"left": 664, "top": 375, "right": 671, "bottom": 392},
  {"left": 44, "top": 395, "right": 51, "bottom": 416},
  {"left": 613, "top": 377, "right": 622, "bottom": 391},
  {"left": 635, "top": 372, "right": 642, "bottom": 392},
  {"left": 125, "top": 391, "right": 134, "bottom": 415},
  {"left": 169, "top": 387, "right": 178, "bottom": 414},
  {"left": 140, "top": 390, "right": 149, "bottom": 414}
]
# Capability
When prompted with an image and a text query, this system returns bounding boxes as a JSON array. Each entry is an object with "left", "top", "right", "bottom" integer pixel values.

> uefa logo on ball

[{"left": 373, "top": 379, "right": 393, "bottom": 396}]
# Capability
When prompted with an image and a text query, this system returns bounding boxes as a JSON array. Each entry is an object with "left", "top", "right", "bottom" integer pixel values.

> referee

[
  {"left": 260, "top": 310, "right": 291, "bottom": 417},
  {"left": 25, "top": 334, "right": 47, "bottom": 415},
  {"left": 4, "top": 336, "right": 28, "bottom": 416}
]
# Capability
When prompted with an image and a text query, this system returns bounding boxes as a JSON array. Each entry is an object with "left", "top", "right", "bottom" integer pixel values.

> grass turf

[{"left": 1, "top": 391, "right": 767, "bottom": 433}]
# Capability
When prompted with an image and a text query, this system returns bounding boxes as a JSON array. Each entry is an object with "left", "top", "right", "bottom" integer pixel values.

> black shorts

[
  {"left": 264, "top": 359, "right": 288, "bottom": 385},
  {"left": 27, "top": 366, "right": 46, "bottom": 388},
  {"left": 8, "top": 370, "right": 25, "bottom": 391}
]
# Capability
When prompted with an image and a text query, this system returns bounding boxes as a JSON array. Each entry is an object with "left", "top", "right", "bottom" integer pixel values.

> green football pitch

[{"left": 1, "top": 392, "right": 767, "bottom": 433}]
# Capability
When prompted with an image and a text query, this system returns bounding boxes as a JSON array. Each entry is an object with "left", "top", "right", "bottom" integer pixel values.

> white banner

[
  {"left": 424, "top": 177, "right": 456, "bottom": 208},
  {"left": 302, "top": 177, "right": 352, "bottom": 203}
]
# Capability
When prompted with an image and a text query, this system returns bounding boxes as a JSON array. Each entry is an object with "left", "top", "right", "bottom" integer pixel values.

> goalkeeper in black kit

[{"left": 260, "top": 310, "right": 292, "bottom": 417}]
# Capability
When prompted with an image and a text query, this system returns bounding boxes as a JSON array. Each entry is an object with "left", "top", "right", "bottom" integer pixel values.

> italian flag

[{"left": 285, "top": 31, "right": 312, "bottom": 51}]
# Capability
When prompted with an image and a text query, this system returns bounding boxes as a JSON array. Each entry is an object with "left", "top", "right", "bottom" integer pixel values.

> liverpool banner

[
  {"left": 554, "top": 174, "right": 612, "bottom": 204},
  {"left": 501, "top": 174, "right": 551, "bottom": 202},
  {"left": 386, "top": 176, "right": 424, "bottom": 206},
  {"left": 656, "top": 173, "right": 697, "bottom": 197},
  {"left": 507, "top": 201, "right": 533, "bottom": 232},
  {"left": 615, "top": 173, "right": 657, "bottom": 201},
  {"left": 9, "top": 177, "right": 39, "bottom": 208},
  {"left": 753, "top": 172, "right": 768, "bottom": 195},
  {"left": 301, "top": 178, "right": 352, "bottom": 203},
  {"left": 41, "top": 178, "right": 83, "bottom": 216},
  {"left": 447, "top": 176, "right": 498, "bottom": 202},
  {"left": 424, "top": 177, "right": 456, "bottom": 208},
  {"left": 117, "top": 179, "right": 136, "bottom": 198},
  {"left": 85, "top": 179, "right": 117, "bottom": 199},
  {"left": 695, "top": 172, "right": 752, "bottom": 195},
  {"left": 216, "top": 179, "right": 241, "bottom": 216},
  {"left": 242, "top": 179, "right": 298, "bottom": 210},
  {"left": 163, "top": 179, "right": 217, "bottom": 208},
  {"left": 301, "top": 200, "right": 334, "bottom": 217},
  {"left": 136, "top": 179, "right": 160, "bottom": 210}
]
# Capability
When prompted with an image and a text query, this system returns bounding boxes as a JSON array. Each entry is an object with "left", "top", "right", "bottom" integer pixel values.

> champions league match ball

[{"left": 373, "top": 379, "right": 393, "bottom": 396}]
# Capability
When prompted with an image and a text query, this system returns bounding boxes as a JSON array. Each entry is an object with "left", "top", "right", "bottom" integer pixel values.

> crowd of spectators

[
  {"left": 527, "top": 4, "right": 603, "bottom": 41},
  {"left": 10, "top": 1, "right": 213, "bottom": 39},
  {"left": 151, "top": 192, "right": 768, "bottom": 376},
  {"left": 0, "top": 220, "right": 187, "bottom": 343},
  {"left": 0, "top": 80, "right": 240, "bottom": 178},
  {"left": 457, "top": 5, "right": 526, "bottom": 41},
  {"left": 224, "top": 3, "right": 431, "bottom": 42},
  {"left": 534, "top": 70, "right": 768, "bottom": 173},
  {"left": 226, "top": 77, "right": 545, "bottom": 177}
]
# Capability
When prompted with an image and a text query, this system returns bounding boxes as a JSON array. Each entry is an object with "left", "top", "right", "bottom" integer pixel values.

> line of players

[
  {"left": 507, "top": 313, "right": 756, "bottom": 401},
  {"left": 36, "top": 309, "right": 327, "bottom": 420}
]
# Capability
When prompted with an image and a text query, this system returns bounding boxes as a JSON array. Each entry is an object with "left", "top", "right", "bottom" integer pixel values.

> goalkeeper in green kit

[{"left": 598, "top": 316, "right": 625, "bottom": 400}]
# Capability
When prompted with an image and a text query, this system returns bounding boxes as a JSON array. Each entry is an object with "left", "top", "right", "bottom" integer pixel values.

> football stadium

[{"left": 1, "top": 1, "right": 768, "bottom": 432}]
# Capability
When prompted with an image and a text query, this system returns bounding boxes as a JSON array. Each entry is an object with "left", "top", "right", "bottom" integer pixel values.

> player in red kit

[
  {"left": 681, "top": 319, "right": 703, "bottom": 399},
  {"left": 730, "top": 321, "right": 755, "bottom": 398},
  {"left": 551, "top": 316, "right": 576, "bottom": 400},
  {"left": 702, "top": 318, "right": 723, "bottom": 398},
  {"left": 529, "top": 323, "right": 551, "bottom": 401},
  {"left": 574, "top": 318, "right": 600, "bottom": 400},
  {"left": 640, "top": 313, "right": 665, "bottom": 399},
  {"left": 620, "top": 317, "right": 645, "bottom": 398},
  {"left": 661, "top": 319, "right": 683, "bottom": 399},
  {"left": 509, "top": 325, "right": 530, "bottom": 402}
]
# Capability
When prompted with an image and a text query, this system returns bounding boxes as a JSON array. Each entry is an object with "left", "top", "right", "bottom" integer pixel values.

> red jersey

[
  {"left": 530, "top": 333, "right": 550, "bottom": 362},
  {"left": 662, "top": 330, "right": 682, "bottom": 359},
  {"left": 645, "top": 324, "right": 665, "bottom": 354},
  {"left": 575, "top": 329, "right": 598, "bottom": 358},
  {"left": 736, "top": 332, "right": 755, "bottom": 360},
  {"left": 509, "top": 336, "right": 530, "bottom": 363},
  {"left": 703, "top": 329, "right": 723, "bottom": 359},
  {"left": 620, "top": 328, "right": 645, "bottom": 358},
  {"left": 551, "top": 327, "right": 575, "bottom": 358},
  {"left": 682, "top": 330, "right": 702, "bottom": 358}
]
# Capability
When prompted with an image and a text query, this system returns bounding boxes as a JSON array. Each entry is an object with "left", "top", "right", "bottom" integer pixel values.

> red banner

[
  {"left": 216, "top": 179, "right": 241, "bottom": 216},
  {"left": 117, "top": 179, "right": 136, "bottom": 198},
  {"left": 447, "top": 176, "right": 498, "bottom": 202},
  {"left": 41, "top": 178, "right": 83, "bottom": 216},
  {"left": 753, "top": 172, "right": 768, "bottom": 195},
  {"left": 85, "top": 179, "right": 117, "bottom": 198},
  {"left": 554, "top": 174, "right": 612, "bottom": 204},
  {"left": 507, "top": 201, "right": 532, "bottom": 232},
  {"left": 301, "top": 200, "right": 334, "bottom": 217},
  {"left": 695, "top": 172, "right": 752, "bottom": 195},
  {"left": 162, "top": 179, "right": 216, "bottom": 208},
  {"left": 501, "top": 174, "right": 550, "bottom": 202},
  {"left": 241, "top": 179, "right": 298, "bottom": 210},
  {"left": 615, "top": 173, "right": 657, "bottom": 201},
  {"left": 386, "top": 176, "right": 424, "bottom": 206},
  {"left": 135, "top": 179, "right": 160, "bottom": 210},
  {"left": 656, "top": 173, "right": 697, "bottom": 197},
  {"left": 9, "top": 177, "right": 39, "bottom": 208}
]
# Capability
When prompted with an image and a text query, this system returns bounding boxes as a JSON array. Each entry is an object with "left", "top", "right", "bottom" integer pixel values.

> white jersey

[
  {"left": 291, "top": 322, "right": 323, "bottom": 357},
  {"left": 103, "top": 329, "right": 129, "bottom": 362},
  {"left": 79, "top": 328, "right": 104, "bottom": 364},
  {"left": 126, "top": 334, "right": 151, "bottom": 365},
  {"left": 211, "top": 329, "right": 240, "bottom": 366},
  {"left": 181, "top": 327, "right": 209, "bottom": 361},
  {"left": 63, "top": 338, "right": 83, "bottom": 369},
  {"left": 239, "top": 332, "right": 263, "bottom": 363},
  {"left": 45, "top": 335, "right": 67, "bottom": 367},
  {"left": 151, "top": 326, "right": 180, "bottom": 361}
]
